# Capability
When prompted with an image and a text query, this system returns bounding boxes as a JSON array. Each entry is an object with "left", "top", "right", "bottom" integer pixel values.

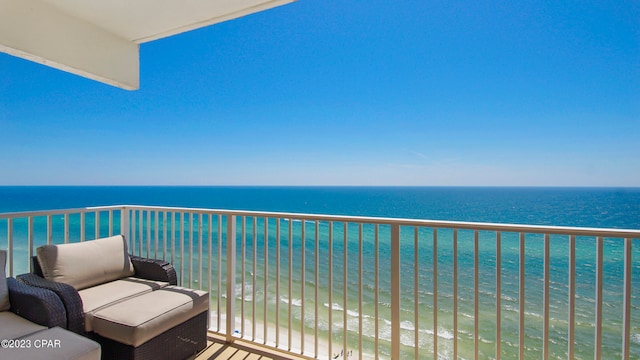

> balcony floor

[{"left": 195, "top": 332, "right": 309, "bottom": 360}]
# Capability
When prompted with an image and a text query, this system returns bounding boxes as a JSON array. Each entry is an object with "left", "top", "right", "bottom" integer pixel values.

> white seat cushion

[
  {"left": 0, "top": 311, "right": 47, "bottom": 340},
  {"left": 91, "top": 286, "right": 208, "bottom": 347},
  {"left": 79, "top": 277, "right": 169, "bottom": 331},
  {"left": 2, "top": 327, "right": 101, "bottom": 360},
  {"left": 36, "top": 235, "right": 134, "bottom": 290}
]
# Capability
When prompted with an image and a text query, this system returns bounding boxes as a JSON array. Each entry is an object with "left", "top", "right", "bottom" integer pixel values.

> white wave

[
  {"left": 524, "top": 310, "right": 543, "bottom": 319},
  {"left": 422, "top": 328, "right": 455, "bottom": 341},
  {"left": 321, "top": 303, "right": 363, "bottom": 318},
  {"left": 346, "top": 309, "right": 360, "bottom": 317},
  {"left": 502, "top": 305, "right": 519, "bottom": 313},
  {"left": 400, "top": 320, "right": 414, "bottom": 331},
  {"left": 549, "top": 337, "right": 560, "bottom": 345},
  {"left": 632, "top": 333, "right": 640, "bottom": 344},
  {"left": 324, "top": 302, "right": 344, "bottom": 312},
  {"left": 436, "top": 328, "right": 455, "bottom": 340},
  {"left": 358, "top": 319, "right": 455, "bottom": 344},
  {"left": 478, "top": 335, "right": 494, "bottom": 344},
  {"left": 227, "top": 283, "right": 259, "bottom": 301},
  {"left": 280, "top": 297, "right": 303, "bottom": 307}
]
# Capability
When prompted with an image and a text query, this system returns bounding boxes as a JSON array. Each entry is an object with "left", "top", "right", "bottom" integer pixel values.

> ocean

[
  {"left": 1, "top": 186, "right": 639, "bottom": 228},
  {"left": 1, "top": 186, "right": 639, "bottom": 359}
]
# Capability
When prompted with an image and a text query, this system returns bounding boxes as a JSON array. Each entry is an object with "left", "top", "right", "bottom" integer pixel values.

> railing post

[
  {"left": 568, "top": 235, "right": 576, "bottom": 360},
  {"left": 64, "top": 213, "right": 69, "bottom": 244},
  {"left": 28, "top": 217, "right": 34, "bottom": 273},
  {"left": 594, "top": 236, "right": 603, "bottom": 360},
  {"left": 7, "top": 218, "right": 13, "bottom": 277},
  {"left": 226, "top": 215, "right": 237, "bottom": 342},
  {"left": 622, "top": 237, "right": 632, "bottom": 360},
  {"left": 120, "top": 207, "right": 131, "bottom": 249},
  {"left": 80, "top": 212, "right": 85, "bottom": 242},
  {"left": 391, "top": 224, "right": 401, "bottom": 360}
]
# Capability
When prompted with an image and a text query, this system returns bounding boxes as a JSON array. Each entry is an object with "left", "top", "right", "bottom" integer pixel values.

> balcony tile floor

[{"left": 194, "top": 332, "right": 309, "bottom": 360}]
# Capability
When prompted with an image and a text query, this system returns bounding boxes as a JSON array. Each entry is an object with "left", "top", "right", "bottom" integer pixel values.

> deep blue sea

[
  {"left": 1, "top": 186, "right": 639, "bottom": 229},
  {"left": 1, "top": 186, "right": 639, "bottom": 359}
]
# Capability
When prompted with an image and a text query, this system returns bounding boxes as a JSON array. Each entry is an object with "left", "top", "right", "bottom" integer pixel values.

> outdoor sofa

[
  {"left": 18, "top": 235, "right": 209, "bottom": 360},
  {"left": 0, "top": 250, "right": 101, "bottom": 360}
]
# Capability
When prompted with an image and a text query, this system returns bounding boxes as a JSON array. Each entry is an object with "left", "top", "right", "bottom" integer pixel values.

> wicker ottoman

[{"left": 89, "top": 286, "right": 209, "bottom": 360}]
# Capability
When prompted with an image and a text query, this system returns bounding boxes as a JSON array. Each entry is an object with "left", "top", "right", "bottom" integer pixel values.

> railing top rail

[
  {"left": 0, "top": 205, "right": 126, "bottom": 219},
  {"left": 1, "top": 204, "right": 639, "bottom": 238}
]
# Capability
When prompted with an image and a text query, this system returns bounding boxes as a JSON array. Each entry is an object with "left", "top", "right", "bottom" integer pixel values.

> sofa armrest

[
  {"left": 7, "top": 277, "right": 66, "bottom": 328},
  {"left": 130, "top": 256, "right": 178, "bottom": 286},
  {"left": 16, "top": 273, "right": 85, "bottom": 335}
]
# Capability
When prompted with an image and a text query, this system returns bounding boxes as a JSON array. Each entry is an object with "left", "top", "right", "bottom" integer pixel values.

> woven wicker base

[{"left": 89, "top": 311, "right": 207, "bottom": 360}]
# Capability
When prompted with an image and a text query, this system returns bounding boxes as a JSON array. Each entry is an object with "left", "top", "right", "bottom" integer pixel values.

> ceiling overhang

[{"left": 0, "top": 0, "right": 294, "bottom": 90}]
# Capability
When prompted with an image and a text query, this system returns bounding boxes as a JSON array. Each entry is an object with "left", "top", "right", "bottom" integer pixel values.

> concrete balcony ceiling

[{"left": 0, "top": 0, "right": 294, "bottom": 90}]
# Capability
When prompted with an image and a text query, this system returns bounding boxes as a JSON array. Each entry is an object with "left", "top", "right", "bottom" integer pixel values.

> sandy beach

[{"left": 210, "top": 313, "right": 367, "bottom": 359}]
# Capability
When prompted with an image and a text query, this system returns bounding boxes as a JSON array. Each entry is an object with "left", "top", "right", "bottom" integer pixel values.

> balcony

[{"left": 1, "top": 205, "right": 639, "bottom": 359}]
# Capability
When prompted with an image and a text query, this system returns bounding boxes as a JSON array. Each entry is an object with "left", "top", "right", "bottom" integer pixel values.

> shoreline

[{"left": 210, "top": 313, "right": 366, "bottom": 359}]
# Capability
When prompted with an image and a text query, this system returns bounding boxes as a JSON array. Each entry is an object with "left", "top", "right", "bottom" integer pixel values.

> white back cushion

[
  {"left": 0, "top": 250, "right": 9, "bottom": 311},
  {"left": 37, "top": 235, "right": 134, "bottom": 290}
]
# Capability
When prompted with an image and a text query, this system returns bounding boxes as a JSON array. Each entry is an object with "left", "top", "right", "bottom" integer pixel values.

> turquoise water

[
  {"left": 1, "top": 186, "right": 639, "bottom": 229},
  {"left": 1, "top": 186, "right": 639, "bottom": 359}
]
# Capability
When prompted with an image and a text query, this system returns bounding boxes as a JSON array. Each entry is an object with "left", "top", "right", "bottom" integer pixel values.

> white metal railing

[{"left": 1, "top": 205, "right": 639, "bottom": 359}]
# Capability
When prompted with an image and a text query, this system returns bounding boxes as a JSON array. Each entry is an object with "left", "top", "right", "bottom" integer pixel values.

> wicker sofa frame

[
  {"left": 6, "top": 277, "right": 67, "bottom": 328},
  {"left": 18, "top": 255, "right": 206, "bottom": 360}
]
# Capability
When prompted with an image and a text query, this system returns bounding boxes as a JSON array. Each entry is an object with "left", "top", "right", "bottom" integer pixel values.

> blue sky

[{"left": 1, "top": 0, "right": 638, "bottom": 186}]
